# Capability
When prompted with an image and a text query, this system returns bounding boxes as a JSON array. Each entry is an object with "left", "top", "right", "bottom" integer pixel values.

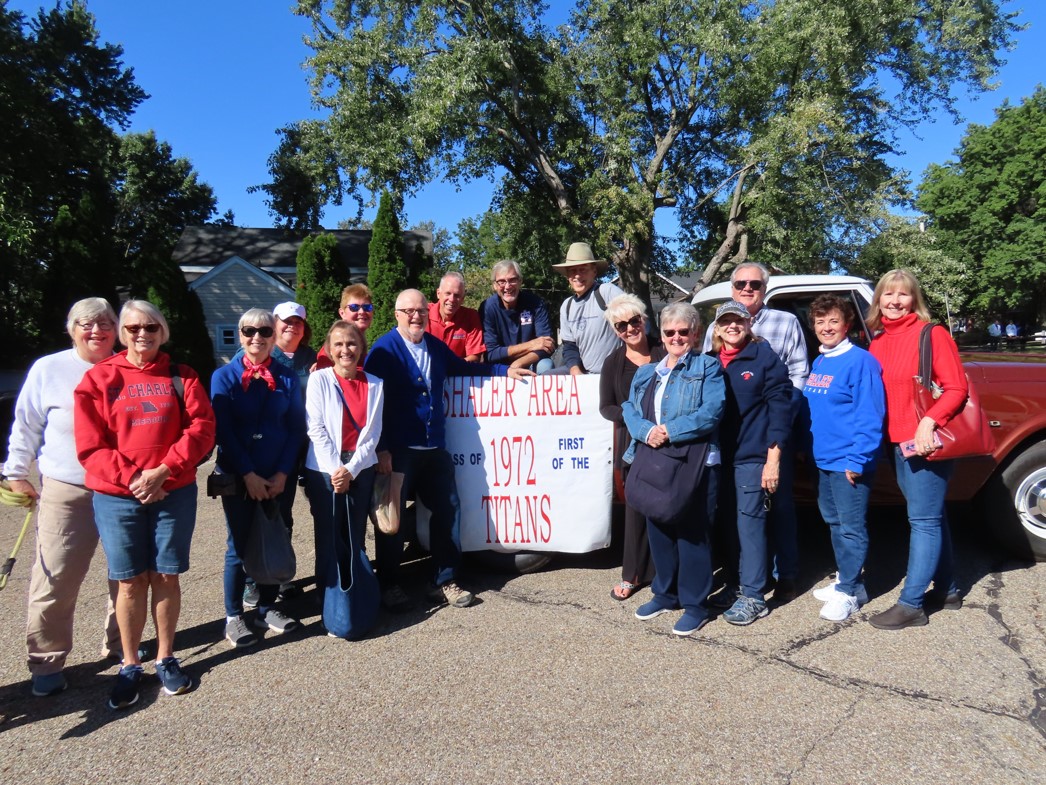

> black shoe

[
  {"left": 924, "top": 589, "right": 963, "bottom": 611},
  {"left": 277, "top": 582, "right": 300, "bottom": 601},
  {"left": 869, "top": 603, "right": 928, "bottom": 630},
  {"left": 773, "top": 578, "right": 798, "bottom": 604}
]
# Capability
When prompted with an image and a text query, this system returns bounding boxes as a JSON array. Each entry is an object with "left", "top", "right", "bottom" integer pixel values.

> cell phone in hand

[{"left": 899, "top": 432, "right": 943, "bottom": 459}]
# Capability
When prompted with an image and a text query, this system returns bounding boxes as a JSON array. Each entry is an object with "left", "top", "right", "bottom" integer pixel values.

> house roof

[
  {"left": 187, "top": 255, "right": 296, "bottom": 296},
  {"left": 173, "top": 226, "right": 433, "bottom": 272}
]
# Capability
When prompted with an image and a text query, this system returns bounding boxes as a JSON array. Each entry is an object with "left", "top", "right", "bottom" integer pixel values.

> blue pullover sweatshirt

[{"left": 802, "top": 340, "right": 885, "bottom": 474}]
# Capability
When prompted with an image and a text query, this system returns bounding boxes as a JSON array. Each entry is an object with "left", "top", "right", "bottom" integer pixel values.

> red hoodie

[{"left": 74, "top": 351, "right": 216, "bottom": 496}]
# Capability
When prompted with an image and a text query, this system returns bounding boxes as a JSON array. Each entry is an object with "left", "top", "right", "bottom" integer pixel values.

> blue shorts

[{"left": 93, "top": 483, "right": 198, "bottom": 579}]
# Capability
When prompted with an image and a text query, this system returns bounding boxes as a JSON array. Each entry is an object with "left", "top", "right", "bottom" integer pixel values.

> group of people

[
  {"left": 3, "top": 238, "right": 968, "bottom": 709},
  {"left": 601, "top": 263, "right": 967, "bottom": 638}
]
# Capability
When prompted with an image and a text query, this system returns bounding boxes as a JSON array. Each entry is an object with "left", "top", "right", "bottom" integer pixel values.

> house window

[{"left": 216, "top": 325, "right": 237, "bottom": 350}]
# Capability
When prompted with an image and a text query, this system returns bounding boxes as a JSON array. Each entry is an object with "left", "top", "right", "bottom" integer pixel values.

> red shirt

[
  {"left": 426, "top": 302, "right": 485, "bottom": 359},
  {"left": 335, "top": 371, "right": 370, "bottom": 454},
  {"left": 869, "top": 313, "right": 968, "bottom": 442}
]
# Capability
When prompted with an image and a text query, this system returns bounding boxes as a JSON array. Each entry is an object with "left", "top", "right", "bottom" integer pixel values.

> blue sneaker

[
  {"left": 672, "top": 611, "right": 710, "bottom": 637},
  {"left": 635, "top": 599, "right": 676, "bottom": 620},
  {"left": 155, "top": 657, "right": 192, "bottom": 696},
  {"left": 108, "top": 664, "right": 144, "bottom": 709},
  {"left": 723, "top": 595, "right": 769, "bottom": 626},
  {"left": 31, "top": 671, "right": 68, "bottom": 697}
]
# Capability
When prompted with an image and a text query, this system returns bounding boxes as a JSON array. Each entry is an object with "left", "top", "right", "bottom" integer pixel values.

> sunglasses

[
  {"left": 614, "top": 315, "right": 644, "bottom": 334},
  {"left": 344, "top": 303, "right": 374, "bottom": 313},
  {"left": 662, "top": 328, "right": 691, "bottom": 338},
  {"left": 241, "top": 326, "right": 274, "bottom": 338},
  {"left": 732, "top": 279, "right": 765, "bottom": 291},
  {"left": 763, "top": 490, "right": 774, "bottom": 512},
  {"left": 123, "top": 323, "right": 160, "bottom": 334}
]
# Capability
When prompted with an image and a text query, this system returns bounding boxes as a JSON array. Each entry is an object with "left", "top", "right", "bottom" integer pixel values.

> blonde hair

[
  {"left": 865, "top": 269, "right": 932, "bottom": 332},
  {"left": 604, "top": 294, "right": 647, "bottom": 325}
]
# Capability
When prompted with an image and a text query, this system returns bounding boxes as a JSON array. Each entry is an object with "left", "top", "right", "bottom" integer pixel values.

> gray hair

[
  {"left": 238, "top": 308, "right": 275, "bottom": 330},
  {"left": 604, "top": 293, "right": 647, "bottom": 326},
  {"left": 491, "top": 259, "right": 522, "bottom": 282},
  {"left": 66, "top": 297, "right": 117, "bottom": 339},
  {"left": 119, "top": 300, "right": 170, "bottom": 346},
  {"left": 730, "top": 262, "right": 770, "bottom": 284},
  {"left": 659, "top": 302, "right": 701, "bottom": 332},
  {"left": 439, "top": 271, "right": 466, "bottom": 290}
]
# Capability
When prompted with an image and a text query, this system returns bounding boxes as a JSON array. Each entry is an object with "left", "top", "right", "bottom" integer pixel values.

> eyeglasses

[
  {"left": 343, "top": 303, "right": 374, "bottom": 313},
  {"left": 123, "top": 323, "right": 160, "bottom": 334},
  {"left": 76, "top": 319, "right": 115, "bottom": 332},
  {"left": 763, "top": 490, "right": 773, "bottom": 512},
  {"left": 614, "top": 315, "right": 644, "bottom": 334},
  {"left": 662, "top": 328, "right": 691, "bottom": 338},
  {"left": 396, "top": 308, "right": 426, "bottom": 318},
  {"left": 732, "top": 279, "right": 765, "bottom": 291},
  {"left": 241, "top": 326, "right": 274, "bottom": 338},
  {"left": 494, "top": 276, "right": 520, "bottom": 288}
]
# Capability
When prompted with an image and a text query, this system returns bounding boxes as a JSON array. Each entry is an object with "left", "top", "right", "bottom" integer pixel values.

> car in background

[{"left": 692, "top": 274, "right": 1046, "bottom": 562}]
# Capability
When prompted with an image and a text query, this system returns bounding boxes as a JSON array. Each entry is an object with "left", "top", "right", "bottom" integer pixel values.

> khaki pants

[{"left": 26, "top": 477, "right": 119, "bottom": 675}]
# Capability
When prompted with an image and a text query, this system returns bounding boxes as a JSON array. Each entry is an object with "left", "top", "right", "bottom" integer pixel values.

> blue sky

[{"left": 10, "top": 0, "right": 1044, "bottom": 254}]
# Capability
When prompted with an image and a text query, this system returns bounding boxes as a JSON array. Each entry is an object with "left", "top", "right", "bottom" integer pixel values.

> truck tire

[
  {"left": 467, "top": 551, "right": 553, "bottom": 574},
  {"left": 983, "top": 441, "right": 1046, "bottom": 562}
]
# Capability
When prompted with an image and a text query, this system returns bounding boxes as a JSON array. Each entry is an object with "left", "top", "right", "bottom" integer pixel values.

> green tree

[
  {"left": 292, "top": 0, "right": 1015, "bottom": 315},
  {"left": 296, "top": 233, "right": 344, "bottom": 348},
  {"left": 367, "top": 191, "right": 409, "bottom": 335},
  {"left": 851, "top": 215, "right": 969, "bottom": 321},
  {"left": 0, "top": 0, "right": 146, "bottom": 358},
  {"left": 917, "top": 87, "right": 1046, "bottom": 318},
  {"left": 248, "top": 123, "right": 342, "bottom": 230}
]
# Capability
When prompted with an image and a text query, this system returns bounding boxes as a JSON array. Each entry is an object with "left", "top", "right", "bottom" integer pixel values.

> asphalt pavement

[{"left": 0, "top": 466, "right": 1043, "bottom": 785}]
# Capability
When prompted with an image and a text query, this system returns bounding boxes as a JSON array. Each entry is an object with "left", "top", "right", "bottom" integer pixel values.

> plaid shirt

[{"left": 705, "top": 304, "right": 809, "bottom": 388}]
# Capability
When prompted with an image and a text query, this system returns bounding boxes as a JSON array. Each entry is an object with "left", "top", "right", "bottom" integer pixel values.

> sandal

[{"left": 610, "top": 581, "right": 640, "bottom": 601}]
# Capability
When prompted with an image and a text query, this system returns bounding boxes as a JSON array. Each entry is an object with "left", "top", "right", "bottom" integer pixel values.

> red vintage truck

[{"left": 691, "top": 275, "right": 1046, "bottom": 562}]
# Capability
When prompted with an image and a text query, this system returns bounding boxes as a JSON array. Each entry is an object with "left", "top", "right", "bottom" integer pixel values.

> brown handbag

[{"left": 912, "top": 324, "right": 995, "bottom": 461}]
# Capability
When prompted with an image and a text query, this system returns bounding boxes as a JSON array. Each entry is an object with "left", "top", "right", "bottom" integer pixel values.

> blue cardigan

[
  {"left": 365, "top": 329, "right": 507, "bottom": 452},
  {"left": 211, "top": 357, "right": 306, "bottom": 478}
]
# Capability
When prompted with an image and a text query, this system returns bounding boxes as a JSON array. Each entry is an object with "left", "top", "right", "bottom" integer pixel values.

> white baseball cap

[{"left": 273, "top": 301, "right": 306, "bottom": 321}]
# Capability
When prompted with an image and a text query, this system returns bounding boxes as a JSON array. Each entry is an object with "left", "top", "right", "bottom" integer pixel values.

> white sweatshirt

[{"left": 4, "top": 349, "right": 95, "bottom": 485}]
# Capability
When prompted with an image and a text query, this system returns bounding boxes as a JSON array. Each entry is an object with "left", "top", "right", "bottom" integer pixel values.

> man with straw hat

[{"left": 552, "top": 242, "right": 625, "bottom": 375}]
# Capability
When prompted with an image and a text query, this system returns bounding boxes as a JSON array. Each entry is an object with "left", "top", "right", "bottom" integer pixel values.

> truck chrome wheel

[
  {"left": 1013, "top": 465, "right": 1046, "bottom": 542},
  {"left": 990, "top": 441, "right": 1046, "bottom": 561}
]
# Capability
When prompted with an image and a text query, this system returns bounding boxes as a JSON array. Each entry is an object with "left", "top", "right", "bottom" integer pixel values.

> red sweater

[
  {"left": 869, "top": 313, "right": 967, "bottom": 443},
  {"left": 74, "top": 351, "right": 216, "bottom": 496}
]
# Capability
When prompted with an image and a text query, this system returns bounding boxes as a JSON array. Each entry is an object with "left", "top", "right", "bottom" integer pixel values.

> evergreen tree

[
  {"left": 296, "top": 233, "right": 343, "bottom": 349},
  {"left": 367, "top": 191, "right": 409, "bottom": 336}
]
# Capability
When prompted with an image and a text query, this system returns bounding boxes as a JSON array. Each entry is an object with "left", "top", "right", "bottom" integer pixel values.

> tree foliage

[
  {"left": 296, "top": 233, "right": 344, "bottom": 348},
  {"left": 290, "top": 0, "right": 1016, "bottom": 315},
  {"left": 367, "top": 191, "right": 409, "bottom": 335},
  {"left": 851, "top": 215, "right": 969, "bottom": 321},
  {"left": 0, "top": 2, "right": 218, "bottom": 372},
  {"left": 917, "top": 86, "right": 1046, "bottom": 317}
]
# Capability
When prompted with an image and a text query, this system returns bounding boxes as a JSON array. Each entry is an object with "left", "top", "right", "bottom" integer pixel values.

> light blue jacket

[{"left": 621, "top": 351, "right": 726, "bottom": 464}]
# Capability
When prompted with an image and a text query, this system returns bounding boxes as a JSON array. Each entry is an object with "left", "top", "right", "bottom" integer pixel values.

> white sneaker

[
  {"left": 812, "top": 578, "right": 868, "bottom": 605},
  {"left": 820, "top": 591, "right": 860, "bottom": 622}
]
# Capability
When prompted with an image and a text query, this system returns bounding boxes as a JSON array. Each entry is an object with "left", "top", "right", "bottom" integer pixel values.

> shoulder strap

[
  {"left": 593, "top": 285, "right": 607, "bottom": 312},
  {"left": 332, "top": 373, "right": 364, "bottom": 434},
  {"left": 917, "top": 323, "right": 935, "bottom": 391},
  {"left": 169, "top": 360, "right": 186, "bottom": 412}
]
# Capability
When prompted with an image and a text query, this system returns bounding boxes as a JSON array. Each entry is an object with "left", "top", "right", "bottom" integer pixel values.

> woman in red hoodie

[
  {"left": 866, "top": 270, "right": 967, "bottom": 630},
  {"left": 75, "top": 300, "right": 215, "bottom": 709}
]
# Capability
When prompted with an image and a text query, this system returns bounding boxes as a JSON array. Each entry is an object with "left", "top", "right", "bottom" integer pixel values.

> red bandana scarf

[{"left": 241, "top": 356, "right": 276, "bottom": 391}]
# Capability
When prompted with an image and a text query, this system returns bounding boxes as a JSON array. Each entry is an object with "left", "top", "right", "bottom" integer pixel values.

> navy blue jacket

[
  {"left": 478, "top": 291, "right": 553, "bottom": 365},
  {"left": 365, "top": 329, "right": 507, "bottom": 452},
  {"left": 211, "top": 357, "right": 306, "bottom": 478},
  {"left": 711, "top": 340, "right": 792, "bottom": 464}
]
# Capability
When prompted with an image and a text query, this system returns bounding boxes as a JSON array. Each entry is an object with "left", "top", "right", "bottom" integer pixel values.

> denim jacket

[{"left": 621, "top": 350, "right": 726, "bottom": 464}]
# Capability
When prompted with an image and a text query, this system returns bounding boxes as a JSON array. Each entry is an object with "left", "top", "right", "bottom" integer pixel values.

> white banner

[{"left": 425, "top": 374, "right": 614, "bottom": 553}]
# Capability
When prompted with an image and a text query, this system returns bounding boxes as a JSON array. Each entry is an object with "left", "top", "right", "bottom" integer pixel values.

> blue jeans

[
  {"left": 221, "top": 490, "right": 296, "bottom": 617},
  {"left": 768, "top": 388, "right": 804, "bottom": 582},
  {"left": 892, "top": 446, "right": 957, "bottom": 608},
  {"left": 646, "top": 466, "right": 717, "bottom": 618},
  {"left": 304, "top": 467, "right": 375, "bottom": 597},
  {"left": 375, "top": 448, "right": 462, "bottom": 588},
  {"left": 93, "top": 484, "right": 197, "bottom": 579},
  {"left": 816, "top": 468, "right": 872, "bottom": 596},
  {"left": 733, "top": 462, "right": 768, "bottom": 599}
]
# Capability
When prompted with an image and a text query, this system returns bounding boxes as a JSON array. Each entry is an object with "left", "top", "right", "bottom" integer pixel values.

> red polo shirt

[{"left": 426, "top": 302, "right": 485, "bottom": 359}]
